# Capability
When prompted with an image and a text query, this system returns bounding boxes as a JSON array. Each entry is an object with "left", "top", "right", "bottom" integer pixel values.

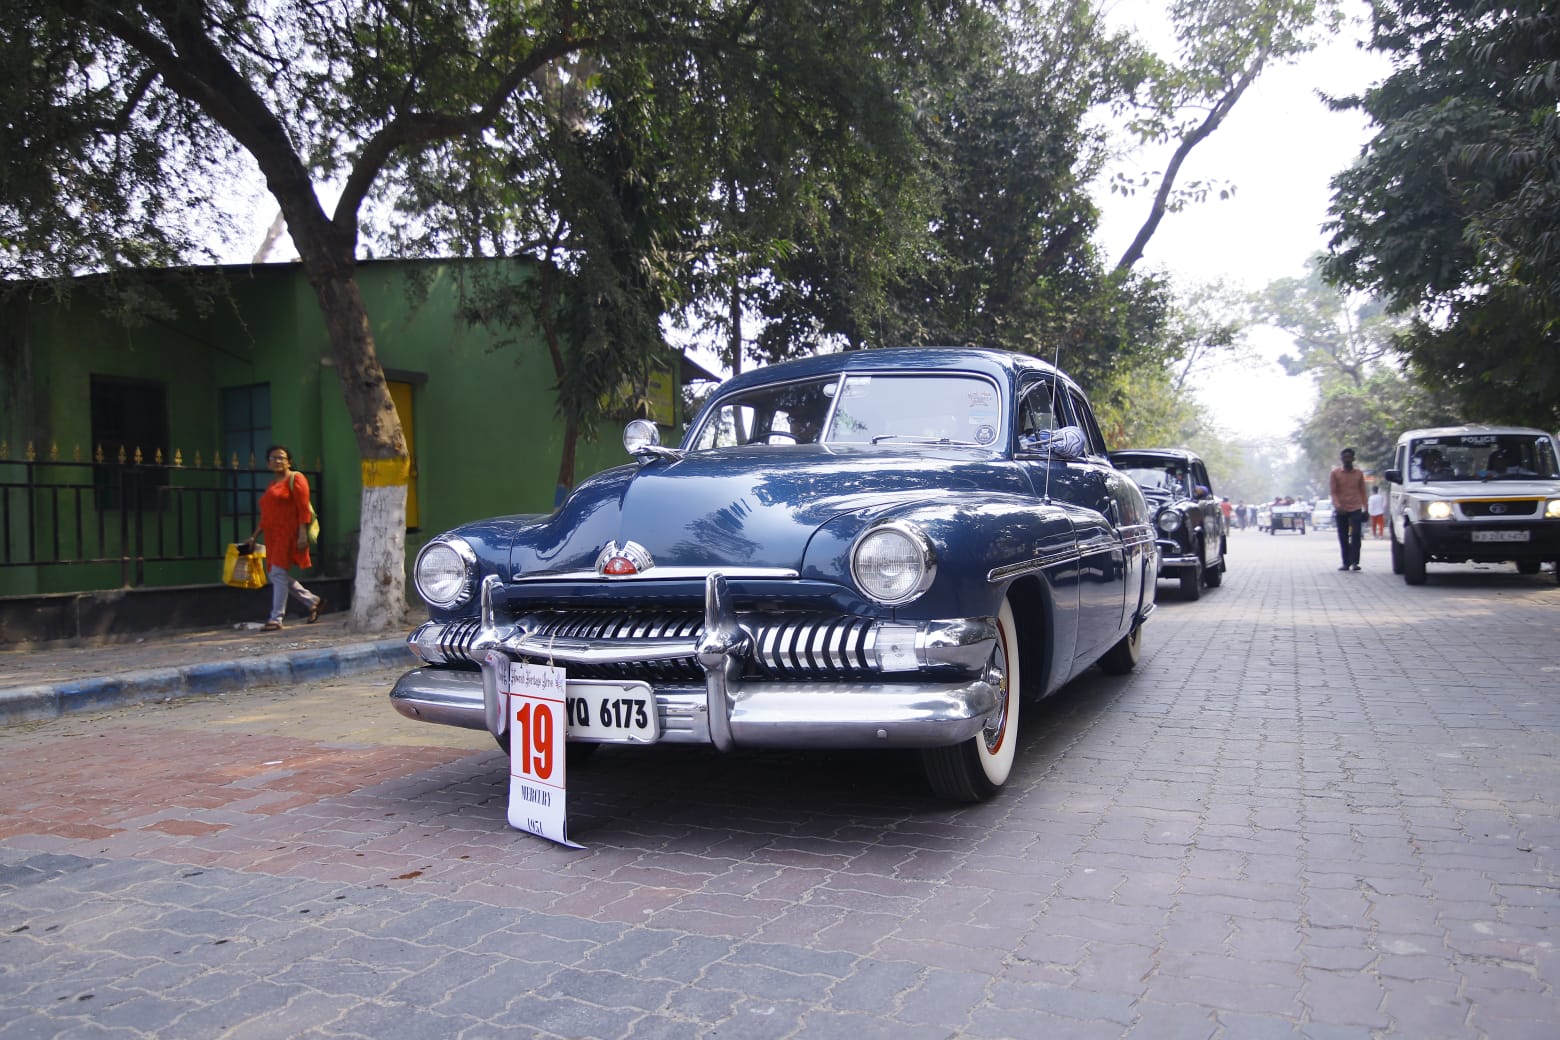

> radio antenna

[{"left": 1041, "top": 339, "right": 1063, "bottom": 505}]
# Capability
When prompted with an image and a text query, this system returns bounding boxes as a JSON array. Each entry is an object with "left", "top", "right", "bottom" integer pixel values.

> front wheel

[
  {"left": 1390, "top": 531, "right": 1404, "bottom": 574},
  {"left": 1516, "top": 560, "right": 1540, "bottom": 575},
  {"left": 1180, "top": 554, "right": 1203, "bottom": 600},
  {"left": 922, "top": 597, "right": 1020, "bottom": 802},
  {"left": 1097, "top": 622, "right": 1142, "bottom": 676},
  {"left": 1404, "top": 527, "right": 1428, "bottom": 585},
  {"left": 1204, "top": 547, "right": 1224, "bottom": 588}
]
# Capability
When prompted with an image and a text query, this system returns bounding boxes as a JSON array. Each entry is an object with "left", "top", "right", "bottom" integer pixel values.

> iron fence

[{"left": 0, "top": 444, "right": 323, "bottom": 588}]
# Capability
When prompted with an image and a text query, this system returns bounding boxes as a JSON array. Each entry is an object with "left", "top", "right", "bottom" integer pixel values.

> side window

[
  {"left": 1016, "top": 381, "right": 1056, "bottom": 440},
  {"left": 1065, "top": 389, "right": 1108, "bottom": 457},
  {"left": 1193, "top": 461, "right": 1213, "bottom": 495}
]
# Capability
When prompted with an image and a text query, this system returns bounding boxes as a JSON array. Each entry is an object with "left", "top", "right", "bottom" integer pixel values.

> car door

[
  {"left": 1192, "top": 459, "right": 1222, "bottom": 566},
  {"left": 1057, "top": 386, "right": 1130, "bottom": 663}
]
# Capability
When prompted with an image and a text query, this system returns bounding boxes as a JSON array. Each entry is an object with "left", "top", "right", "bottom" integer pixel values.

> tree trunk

[
  {"left": 556, "top": 418, "right": 580, "bottom": 507},
  {"left": 303, "top": 262, "right": 410, "bottom": 634}
]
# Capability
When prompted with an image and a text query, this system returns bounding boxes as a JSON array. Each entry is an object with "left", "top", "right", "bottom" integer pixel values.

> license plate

[
  {"left": 1472, "top": 529, "right": 1530, "bottom": 543},
  {"left": 564, "top": 680, "right": 659, "bottom": 742}
]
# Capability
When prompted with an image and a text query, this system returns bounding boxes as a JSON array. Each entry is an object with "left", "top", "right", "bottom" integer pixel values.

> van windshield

[{"left": 1409, "top": 434, "right": 1560, "bottom": 481}]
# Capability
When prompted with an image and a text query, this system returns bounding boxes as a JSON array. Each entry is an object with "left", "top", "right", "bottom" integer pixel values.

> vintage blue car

[{"left": 391, "top": 347, "right": 1158, "bottom": 801}]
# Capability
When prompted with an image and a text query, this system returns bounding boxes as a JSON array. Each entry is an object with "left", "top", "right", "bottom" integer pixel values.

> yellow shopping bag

[{"left": 223, "top": 542, "right": 268, "bottom": 589}]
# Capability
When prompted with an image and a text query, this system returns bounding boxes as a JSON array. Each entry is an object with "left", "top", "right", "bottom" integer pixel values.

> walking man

[{"left": 1330, "top": 447, "right": 1369, "bottom": 571}]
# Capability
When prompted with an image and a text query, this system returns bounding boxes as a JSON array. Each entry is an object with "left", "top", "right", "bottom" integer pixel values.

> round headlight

[
  {"left": 1157, "top": 510, "right": 1182, "bottom": 534},
  {"left": 852, "top": 522, "right": 936, "bottom": 605},
  {"left": 1425, "top": 501, "right": 1453, "bottom": 521},
  {"left": 415, "top": 537, "right": 476, "bottom": 608},
  {"left": 1547, "top": 499, "right": 1560, "bottom": 520}
]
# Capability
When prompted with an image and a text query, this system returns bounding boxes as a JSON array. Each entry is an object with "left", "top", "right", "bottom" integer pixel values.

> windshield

[
  {"left": 1119, "top": 464, "right": 1192, "bottom": 497},
  {"left": 1408, "top": 433, "right": 1560, "bottom": 481},
  {"left": 689, "top": 373, "right": 1004, "bottom": 449}
]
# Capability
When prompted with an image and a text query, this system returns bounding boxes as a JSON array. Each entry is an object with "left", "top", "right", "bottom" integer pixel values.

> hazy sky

[{"left": 1096, "top": 1, "right": 1391, "bottom": 440}]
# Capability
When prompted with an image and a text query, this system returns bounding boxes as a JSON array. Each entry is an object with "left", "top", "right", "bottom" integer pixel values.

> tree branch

[{"left": 1114, "top": 49, "right": 1269, "bottom": 273}]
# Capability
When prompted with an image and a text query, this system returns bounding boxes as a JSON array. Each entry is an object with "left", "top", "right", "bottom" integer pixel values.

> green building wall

[{"left": 0, "top": 259, "right": 684, "bottom": 599}]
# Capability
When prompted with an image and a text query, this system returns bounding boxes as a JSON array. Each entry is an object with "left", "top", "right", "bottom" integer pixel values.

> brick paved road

[{"left": 2, "top": 531, "right": 1557, "bottom": 1039}]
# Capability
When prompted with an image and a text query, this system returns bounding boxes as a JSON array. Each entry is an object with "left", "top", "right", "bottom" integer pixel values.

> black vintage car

[{"left": 1109, "top": 448, "right": 1228, "bottom": 600}]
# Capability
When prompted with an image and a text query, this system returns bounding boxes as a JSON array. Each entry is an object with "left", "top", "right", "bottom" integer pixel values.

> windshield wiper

[{"left": 869, "top": 435, "right": 983, "bottom": 447}]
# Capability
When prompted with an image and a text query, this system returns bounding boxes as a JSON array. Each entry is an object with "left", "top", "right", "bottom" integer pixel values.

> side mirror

[
  {"left": 623, "top": 419, "right": 660, "bottom": 455},
  {"left": 1023, "top": 425, "right": 1087, "bottom": 460},
  {"left": 1384, "top": 468, "right": 1402, "bottom": 484}
]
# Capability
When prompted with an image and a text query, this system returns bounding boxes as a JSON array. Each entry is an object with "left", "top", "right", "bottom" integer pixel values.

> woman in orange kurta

[{"left": 245, "top": 444, "right": 323, "bottom": 630}]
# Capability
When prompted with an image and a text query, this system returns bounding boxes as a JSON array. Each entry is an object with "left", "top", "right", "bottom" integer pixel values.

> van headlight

[
  {"left": 1424, "top": 501, "right": 1454, "bottom": 521},
  {"left": 415, "top": 537, "right": 478, "bottom": 608},
  {"left": 852, "top": 521, "right": 936, "bottom": 605}
]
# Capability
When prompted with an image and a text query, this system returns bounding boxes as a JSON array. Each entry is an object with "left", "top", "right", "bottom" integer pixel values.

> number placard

[{"left": 489, "top": 653, "right": 582, "bottom": 847}]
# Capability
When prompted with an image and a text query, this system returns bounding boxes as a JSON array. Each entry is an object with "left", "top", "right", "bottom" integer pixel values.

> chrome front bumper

[{"left": 390, "top": 573, "right": 1001, "bottom": 752}]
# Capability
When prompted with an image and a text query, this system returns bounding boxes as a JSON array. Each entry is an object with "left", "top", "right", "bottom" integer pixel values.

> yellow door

[{"left": 388, "top": 380, "right": 420, "bottom": 529}]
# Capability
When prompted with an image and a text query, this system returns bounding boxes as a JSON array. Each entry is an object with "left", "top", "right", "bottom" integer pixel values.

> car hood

[
  {"left": 1408, "top": 478, "right": 1560, "bottom": 497},
  {"left": 510, "top": 444, "right": 1030, "bottom": 576}
]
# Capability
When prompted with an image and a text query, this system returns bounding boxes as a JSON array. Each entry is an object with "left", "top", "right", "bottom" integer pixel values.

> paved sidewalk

[{"left": 0, "top": 613, "right": 417, "bottom": 726}]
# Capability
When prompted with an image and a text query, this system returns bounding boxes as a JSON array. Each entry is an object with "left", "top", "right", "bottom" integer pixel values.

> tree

[
  {"left": 1111, "top": 0, "right": 1341, "bottom": 272},
  {"left": 1323, "top": 0, "right": 1560, "bottom": 428},
  {"left": 1250, "top": 258, "right": 1452, "bottom": 479},
  {"left": 0, "top": 0, "right": 970, "bottom": 628},
  {"left": 864, "top": 1, "right": 1172, "bottom": 375},
  {"left": 1257, "top": 257, "right": 1401, "bottom": 388}
]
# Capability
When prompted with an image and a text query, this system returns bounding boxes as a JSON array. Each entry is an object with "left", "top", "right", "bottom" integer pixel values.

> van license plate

[{"left": 1472, "top": 530, "right": 1529, "bottom": 543}]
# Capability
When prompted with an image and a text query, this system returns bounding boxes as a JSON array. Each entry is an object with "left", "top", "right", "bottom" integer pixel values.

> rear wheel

[
  {"left": 1404, "top": 527, "right": 1428, "bottom": 585},
  {"left": 1097, "top": 621, "right": 1142, "bottom": 676},
  {"left": 922, "top": 597, "right": 1020, "bottom": 802}
]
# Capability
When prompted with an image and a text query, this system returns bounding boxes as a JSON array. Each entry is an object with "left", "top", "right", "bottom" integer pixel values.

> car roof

[
  {"left": 1395, "top": 424, "right": 1556, "bottom": 445},
  {"left": 709, "top": 346, "right": 1072, "bottom": 397}
]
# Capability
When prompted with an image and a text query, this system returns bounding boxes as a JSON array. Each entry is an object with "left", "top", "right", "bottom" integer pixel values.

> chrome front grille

[{"left": 423, "top": 610, "right": 879, "bottom": 680}]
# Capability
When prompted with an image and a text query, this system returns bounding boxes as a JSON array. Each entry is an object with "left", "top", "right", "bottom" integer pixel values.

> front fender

[{"left": 801, "top": 494, "right": 1080, "bottom": 619}]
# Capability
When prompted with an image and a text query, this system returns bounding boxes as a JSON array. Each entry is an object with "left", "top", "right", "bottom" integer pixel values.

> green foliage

[
  {"left": 1324, "top": 0, "right": 1560, "bottom": 428},
  {"left": 1295, "top": 369, "right": 1462, "bottom": 486},
  {"left": 1092, "top": 361, "right": 1199, "bottom": 452},
  {"left": 1256, "top": 256, "right": 1402, "bottom": 390}
]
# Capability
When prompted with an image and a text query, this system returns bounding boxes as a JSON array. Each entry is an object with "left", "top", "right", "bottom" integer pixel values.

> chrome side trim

[{"left": 987, "top": 547, "right": 1080, "bottom": 583}]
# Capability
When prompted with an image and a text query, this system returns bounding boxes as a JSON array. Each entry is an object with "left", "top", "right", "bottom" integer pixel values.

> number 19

[{"left": 513, "top": 701, "right": 555, "bottom": 780}]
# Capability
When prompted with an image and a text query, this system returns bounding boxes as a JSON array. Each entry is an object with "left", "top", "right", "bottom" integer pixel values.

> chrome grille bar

[{"left": 424, "top": 609, "right": 880, "bottom": 679}]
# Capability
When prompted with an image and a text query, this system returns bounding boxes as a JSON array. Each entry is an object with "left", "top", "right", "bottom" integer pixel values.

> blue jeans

[{"left": 1335, "top": 509, "right": 1366, "bottom": 567}]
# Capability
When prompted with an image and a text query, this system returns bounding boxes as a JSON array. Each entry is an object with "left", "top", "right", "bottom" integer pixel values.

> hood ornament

[{"left": 595, "top": 540, "right": 655, "bottom": 577}]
